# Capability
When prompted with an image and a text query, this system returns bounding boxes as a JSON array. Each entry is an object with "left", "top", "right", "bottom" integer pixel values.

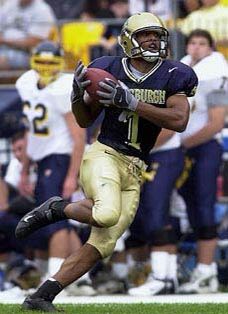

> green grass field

[{"left": 0, "top": 303, "right": 228, "bottom": 314}]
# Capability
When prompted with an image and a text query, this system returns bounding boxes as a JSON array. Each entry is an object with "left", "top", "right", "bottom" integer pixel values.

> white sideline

[{"left": 0, "top": 293, "right": 228, "bottom": 304}]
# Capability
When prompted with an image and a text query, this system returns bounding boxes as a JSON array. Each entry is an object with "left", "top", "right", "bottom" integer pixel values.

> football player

[
  {"left": 15, "top": 13, "right": 198, "bottom": 311},
  {"left": 15, "top": 41, "right": 86, "bottom": 279},
  {"left": 178, "top": 29, "right": 228, "bottom": 294},
  {"left": 126, "top": 129, "right": 184, "bottom": 296}
]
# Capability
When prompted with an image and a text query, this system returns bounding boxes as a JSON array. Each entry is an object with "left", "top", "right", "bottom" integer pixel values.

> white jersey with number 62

[{"left": 16, "top": 70, "right": 74, "bottom": 161}]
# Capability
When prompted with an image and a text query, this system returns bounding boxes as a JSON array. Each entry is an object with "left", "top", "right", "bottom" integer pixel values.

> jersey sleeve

[
  {"left": 206, "top": 77, "right": 228, "bottom": 107},
  {"left": 88, "top": 56, "right": 116, "bottom": 71},
  {"left": 168, "top": 65, "right": 198, "bottom": 98},
  {"left": 15, "top": 71, "right": 32, "bottom": 100}
]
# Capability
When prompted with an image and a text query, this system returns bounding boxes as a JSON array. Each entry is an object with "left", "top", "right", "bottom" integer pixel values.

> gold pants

[{"left": 80, "top": 141, "right": 146, "bottom": 258}]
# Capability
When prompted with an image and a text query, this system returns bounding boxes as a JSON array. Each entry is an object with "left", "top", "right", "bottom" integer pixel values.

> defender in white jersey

[
  {"left": 178, "top": 30, "right": 228, "bottom": 294},
  {"left": 15, "top": 41, "right": 86, "bottom": 278}
]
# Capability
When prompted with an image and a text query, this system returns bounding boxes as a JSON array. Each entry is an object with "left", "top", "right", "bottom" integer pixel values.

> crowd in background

[
  {"left": 0, "top": 0, "right": 228, "bottom": 298},
  {"left": 0, "top": 0, "right": 228, "bottom": 71}
]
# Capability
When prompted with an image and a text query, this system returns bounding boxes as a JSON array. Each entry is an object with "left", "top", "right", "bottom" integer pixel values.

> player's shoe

[
  {"left": 66, "top": 277, "right": 97, "bottom": 296},
  {"left": 128, "top": 276, "right": 166, "bottom": 296},
  {"left": 15, "top": 196, "right": 63, "bottom": 239},
  {"left": 22, "top": 296, "right": 57, "bottom": 312},
  {"left": 178, "top": 263, "right": 218, "bottom": 294}
]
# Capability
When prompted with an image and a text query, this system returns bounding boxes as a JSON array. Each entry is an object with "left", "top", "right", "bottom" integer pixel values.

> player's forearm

[
  {"left": 71, "top": 97, "right": 96, "bottom": 128},
  {"left": 182, "top": 124, "right": 223, "bottom": 149},
  {"left": 21, "top": 156, "right": 31, "bottom": 175},
  {"left": 2, "top": 36, "right": 42, "bottom": 50},
  {"left": 67, "top": 135, "right": 85, "bottom": 178},
  {"left": 0, "top": 179, "right": 9, "bottom": 210},
  {"left": 136, "top": 101, "right": 188, "bottom": 132}
]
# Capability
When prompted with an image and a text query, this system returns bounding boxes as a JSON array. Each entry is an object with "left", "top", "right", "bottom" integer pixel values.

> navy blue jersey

[{"left": 89, "top": 56, "right": 198, "bottom": 162}]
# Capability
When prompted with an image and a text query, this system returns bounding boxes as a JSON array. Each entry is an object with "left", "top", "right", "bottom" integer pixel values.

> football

[{"left": 85, "top": 68, "right": 118, "bottom": 102}]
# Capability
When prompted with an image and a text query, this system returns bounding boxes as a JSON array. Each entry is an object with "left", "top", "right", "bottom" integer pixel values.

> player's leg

[
  {"left": 179, "top": 140, "right": 222, "bottom": 293},
  {"left": 128, "top": 148, "right": 184, "bottom": 296},
  {"left": 15, "top": 147, "right": 121, "bottom": 239},
  {"left": 22, "top": 143, "right": 143, "bottom": 311},
  {"left": 21, "top": 142, "right": 125, "bottom": 311}
]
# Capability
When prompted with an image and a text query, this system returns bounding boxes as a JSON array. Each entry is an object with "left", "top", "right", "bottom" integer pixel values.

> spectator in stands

[
  {"left": 128, "top": 0, "right": 172, "bottom": 22},
  {"left": 99, "top": 0, "right": 129, "bottom": 52},
  {"left": 45, "top": 0, "right": 85, "bottom": 19},
  {"left": 0, "top": 132, "right": 34, "bottom": 203},
  {"left": 0, "top": 131, "right": 36, "bottom": 288},
  {"left": 178, "top": 29, "right": 228, "bottom": 293},
  {"left": 178, "top": 0, "right": 228, "bottom": 57},
  {"left": 177, "top": 0, "right": 204, "bottom": 18},
  {"left": 81, "top": 0, "right": 113, "bottom": 20},
  {"left": 0, "top": 0, "right": 56, "bottom": 70}
]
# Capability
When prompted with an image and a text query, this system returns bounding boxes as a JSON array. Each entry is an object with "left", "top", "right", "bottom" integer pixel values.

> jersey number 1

[{"left": 126, "top": 112, "right": 140, "bottom": 149}]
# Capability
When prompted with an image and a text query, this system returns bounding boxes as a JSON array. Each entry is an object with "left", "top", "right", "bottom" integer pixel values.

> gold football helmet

[
  {"left": 119, "top": 12, "right": 169, "bottom": 62},
  {"left": 30, "top": 41, "right": 64, "bottom": 85}
]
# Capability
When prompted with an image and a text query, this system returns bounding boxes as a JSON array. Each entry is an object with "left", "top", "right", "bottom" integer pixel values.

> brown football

[{"left": 85, "top": 68, "right": 118, "bottom": 102}]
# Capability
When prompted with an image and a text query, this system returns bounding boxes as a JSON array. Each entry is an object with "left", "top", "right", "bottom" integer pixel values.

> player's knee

[
  {"left": 195, "top": 225, "right": 217, "bottom": 240},
  {"left": 151, "top": 228, "right": 178, "bottom": 246},
  {"left": 102, "top": 240, "right": 117, "bottom": 258},
  {"left": 94, "top": 208, "right": 120, "bottom": 228}
]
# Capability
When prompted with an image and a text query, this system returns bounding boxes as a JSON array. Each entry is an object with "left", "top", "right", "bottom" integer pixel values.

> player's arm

[
  {"left": 0, "top": 35, "right": 42, "bottom": 50},
  {"left": 182, "top": 106, "right": 225, "bottom": 149},
  {"left": 62, "top": 112, "right": 86, "bottom": 199},
  {"left": 0, "top": 177, "right": 8, "bottom": 210},
  {"left": 71, "top": 61, "right": 102, "bottom": 128},
  {"left": 18, "top": 154, "right": 34, "bottom": 197},
  {"left": 98, "top": 79, "right": 190, "bottom": 132},
  {"left": 136, "top": 94, "right": 190, "bottom": 132},
  {"left": 71, "top": 93, "right": 102, "bottom": 128}
]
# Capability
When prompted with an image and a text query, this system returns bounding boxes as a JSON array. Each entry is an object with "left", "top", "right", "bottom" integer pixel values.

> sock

[
  {"left": 48, "top": 257, "right": 64, "bottom": 277},
  {"left": 126, "top": 254, "right": 136, "bottom": 269},
  {"left": 197, "top": 263, "right": 213, "bottom": 274},
  {"left": 50, "top": 200, "right": 69, "bottom": 221},
  {"left": 31, "top": 278, "right": 63, "bottom": 302},
  {"left": 112, "top": 262, "right": 129, "bottom": 280},
  {"left": 0, "top": 262, "right": 7, "bottom": 272},
  {"left": 150, "top": 251, "right": 169, "bottom": 280},
  {"left": 167, "top": 254, "right": 178, "bottom": 281},
  {"left": 35, "top": 258, "right": 48, "bottom": 277}
]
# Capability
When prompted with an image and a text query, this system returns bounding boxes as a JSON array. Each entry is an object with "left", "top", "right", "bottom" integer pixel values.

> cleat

[
  {"left": 15, "top": 196, "right": 63, "bottom": 239},
  {"left": 178, "top": 263, "right": 218, "bottom": 294},
  {"left": 22, "top": 296, "right": 57, "bottom": 312},
  {"left": 66, "top": 279, "right": 97, "bottom": 296},
  {"left": 128, "top": 276, "right": 166, "bottom": 296}
]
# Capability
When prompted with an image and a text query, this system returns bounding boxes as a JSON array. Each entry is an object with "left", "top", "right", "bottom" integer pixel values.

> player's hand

[
  {"left": 72, "top": 61, "right": 91, "bottom": 102},
  {"left": 62, "top": 175, "right": 77, "bottom": 200},
  {"left": 97, "top": 79, "right": 138, "bottom": 111}
]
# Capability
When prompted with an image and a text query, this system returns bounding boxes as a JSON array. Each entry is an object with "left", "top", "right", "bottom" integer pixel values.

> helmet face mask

[
  {"left": 119, "top": 12, "right": 169, "bottom": 62},
  {"left": 30, "top": 41, "right": 64, "bottom": 85}
]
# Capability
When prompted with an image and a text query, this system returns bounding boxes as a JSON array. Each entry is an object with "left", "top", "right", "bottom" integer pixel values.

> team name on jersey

[{"left": 130, "top": 89, "right": 166, "bottom": 104}]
